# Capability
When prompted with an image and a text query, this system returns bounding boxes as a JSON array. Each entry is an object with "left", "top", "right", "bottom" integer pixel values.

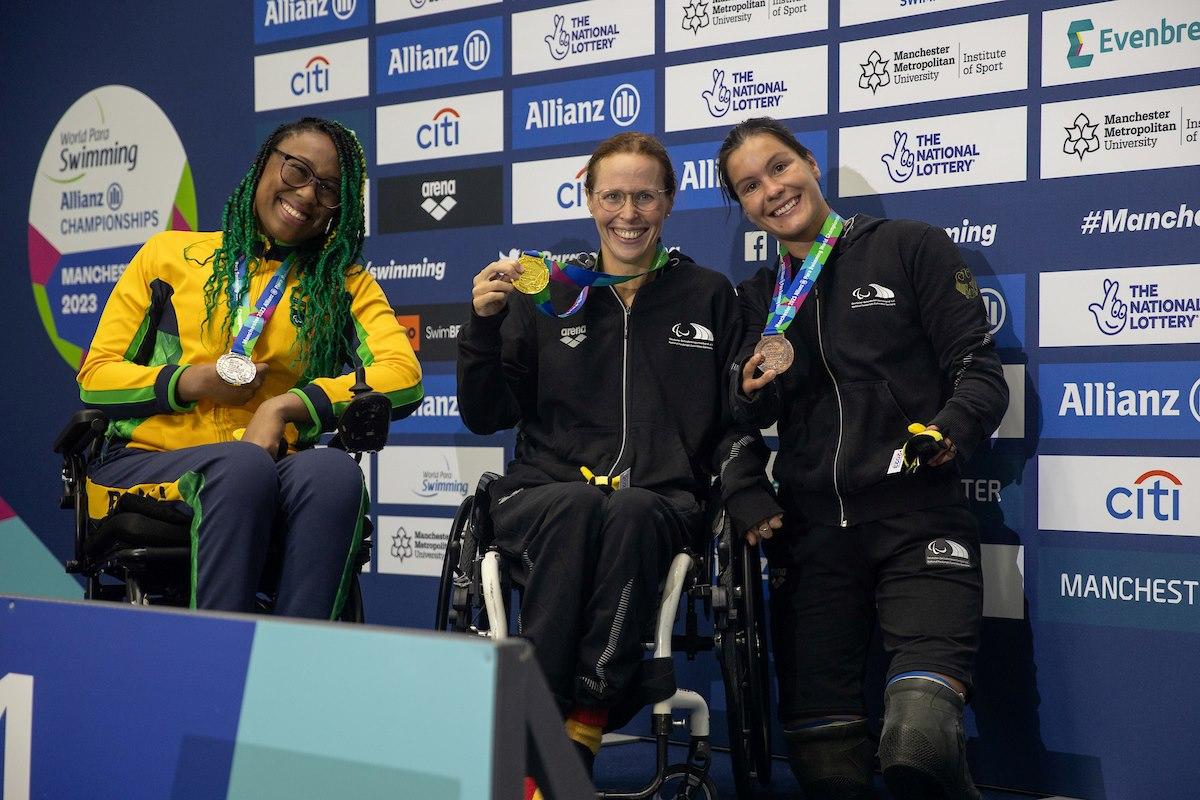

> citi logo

[
  {"left": 264, "top": 0, "right": 356, "bottom": 26},
  {"left": 417, "top": 107, "right": 460, "bottom": 150},
  {"left": 1067, "top": 19, "right": 1094, "bottom": 69},
  {"left": 523, "top": 83, "right": 640, "bottom": 131},
  {"left": 850, "top": 283, "right": 896, "bottom": 309},
  {"left": 556, "top": 165, "right": 588, "bottom": 210},
  {"left": 1106, "top": 470, "right": 1182, "bottom": 522},
  {"left": 1058, "top": 379, "right": 1200, "bottom": 421},
  {"left": 291, "top": 55, "right": 331, "bottom": 96},
  {"left": 669, "top": 322, "right": 715, "bottom": 350},
  {"left": 420, "top": 178, "right": 456, "bottom": 220},
  {"left": 560, "top": 324, "right": 587, "bottom": 348},
  {"left": 387, "top": 29, "right": 489, "bottom": 75}
]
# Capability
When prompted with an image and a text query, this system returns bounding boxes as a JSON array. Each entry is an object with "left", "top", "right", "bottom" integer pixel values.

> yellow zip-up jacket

[{"left": 78, "top": 230, "right": 423, "bottom": 452}]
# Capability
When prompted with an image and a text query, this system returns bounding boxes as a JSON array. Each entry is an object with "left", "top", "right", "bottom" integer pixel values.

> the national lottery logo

[
  {"left": 544, "top": 12, "right": 620, "bottom": 61},
  {"left": 681, "top": 0, "right": 710, "bottom": 35},
  {"left": 1063, "top": 113, "right": 1101, "bottom": 160},
  {"left": 1088, "top": 278, "right": 1200, "bottom": 336},
  {"left": 859, "top": 50, "right": 892, "bottom": 94},
  {"left": 700, "top": 67, "right": 787, "bottom": 120},
  {"left": 880, "top": 129, "right": 979, "bottom": 184},
  {"left": 419, "top": 178, "right": 456, "bottom": 221}
]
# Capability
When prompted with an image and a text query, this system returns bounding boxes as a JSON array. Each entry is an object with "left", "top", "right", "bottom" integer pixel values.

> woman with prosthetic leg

[
  {"left": 457, "top": 132, "right": 776, "bottom": 798},
  {"left": 716, "top": 118, "right": 1009, "bottom": 800}
]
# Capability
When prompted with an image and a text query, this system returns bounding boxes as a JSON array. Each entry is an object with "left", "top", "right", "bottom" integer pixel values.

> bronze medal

[
  {"left": 754, "top": 334, "right": 794, "bottom": 374},
  {"left": 513, "top": 253, "right": 550, "bottom": 295}
]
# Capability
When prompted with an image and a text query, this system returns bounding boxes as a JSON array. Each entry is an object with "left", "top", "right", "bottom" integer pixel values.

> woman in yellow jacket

[{"left": 78, "top": 117, "right": 422, "bottom": 619}]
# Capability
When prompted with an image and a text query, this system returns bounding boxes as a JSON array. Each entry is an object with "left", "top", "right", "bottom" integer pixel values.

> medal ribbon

[
  {"left": 763, "top": 212, "right": 844, "bottom": 336},
  {"left": 526, "top": 243, "right": 670, "bottom": 318},
  {"left": 229, "top": 253, "right": 295, "bottom": 358}
]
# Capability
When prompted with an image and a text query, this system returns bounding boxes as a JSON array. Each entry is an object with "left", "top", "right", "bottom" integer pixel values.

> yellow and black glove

[{"left": 901, "top": 422, "right": 949, "bottom": 474}]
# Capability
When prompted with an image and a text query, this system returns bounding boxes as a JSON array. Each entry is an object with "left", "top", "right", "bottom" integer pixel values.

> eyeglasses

[
  {"left": 590, "top": 188, "right": 671, "bottom": 213},
  {"left": 275, "top": 149, "right": 341, "bottom": 209}
]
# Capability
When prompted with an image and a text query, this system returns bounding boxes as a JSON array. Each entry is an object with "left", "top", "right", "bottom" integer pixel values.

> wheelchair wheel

[
  {"left": 652, "top": 765, "right": 718, "bottom": 800},
  {"left": 434, "top": 494, "right": 469, "bottom": 630},
  {"left": 715, "top": 526, "right": 773, "bottom": 798}
]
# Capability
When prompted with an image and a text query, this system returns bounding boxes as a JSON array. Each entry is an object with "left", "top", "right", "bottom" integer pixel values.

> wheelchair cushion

[{"left": 85, "top": 494, "right": 192, "bottom": 558}]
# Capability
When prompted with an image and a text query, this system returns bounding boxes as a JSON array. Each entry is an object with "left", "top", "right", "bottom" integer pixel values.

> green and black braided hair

[{"left": 202, "top": 117, "right": 367, "bottom": 379}]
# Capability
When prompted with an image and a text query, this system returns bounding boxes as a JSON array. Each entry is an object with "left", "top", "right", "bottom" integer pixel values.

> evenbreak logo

[{"left": 1067, "top": 19, "right": 1094, "bottom": 68}]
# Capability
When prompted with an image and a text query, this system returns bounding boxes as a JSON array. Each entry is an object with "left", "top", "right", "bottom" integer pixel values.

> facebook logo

[{"left": 744, "top": 231, "right": 768, "bottom": 262}]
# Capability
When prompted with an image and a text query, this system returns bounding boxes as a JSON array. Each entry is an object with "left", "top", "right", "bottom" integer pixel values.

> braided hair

[{"left": 202, "top": 117, "right": 368, "bottom": 379}]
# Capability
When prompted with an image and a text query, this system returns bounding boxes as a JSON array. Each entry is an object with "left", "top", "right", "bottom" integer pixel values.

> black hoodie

[
  {"left": 458, "top": 251, "right": 780, "bottom": 533},
  {"left": 733, "top": 215, "right": 1009, "bottom": 528}
]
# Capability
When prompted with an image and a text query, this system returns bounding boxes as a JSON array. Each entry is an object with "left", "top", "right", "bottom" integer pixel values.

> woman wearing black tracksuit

[{"left": 718, "top": 117, "right": 1009, "bottom": 800}]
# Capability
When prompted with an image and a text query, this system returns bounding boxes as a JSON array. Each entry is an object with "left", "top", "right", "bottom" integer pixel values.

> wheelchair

[
  {"left": 54, "top": 388, "right": 390, "bottom": 620},
  {"left": 434, "top": 474, "right": 773, "bottom": 800}
]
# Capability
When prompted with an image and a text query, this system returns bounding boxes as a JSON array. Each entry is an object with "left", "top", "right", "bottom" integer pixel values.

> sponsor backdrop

[{"left": 2, "top": 1, "right": 1198, "bottom": 797}]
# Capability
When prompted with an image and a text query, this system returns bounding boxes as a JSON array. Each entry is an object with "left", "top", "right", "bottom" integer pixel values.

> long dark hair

[{"left": 202, "top": 117, "right": 367, "bottom": 379}]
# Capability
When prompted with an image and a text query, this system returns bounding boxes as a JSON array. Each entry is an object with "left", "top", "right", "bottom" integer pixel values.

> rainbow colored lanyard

[
  {"left": 763, "top": 212, "right": 844, "bottom": 336},
  {"left": 525, "top": 243, "right": 670, "bottom": 318},
  {"left": 229, "top": 253, "right": 295, "bottom": 358}
]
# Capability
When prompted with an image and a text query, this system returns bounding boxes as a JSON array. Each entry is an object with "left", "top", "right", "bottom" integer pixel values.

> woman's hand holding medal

[
  {"left": 740, "top": 351, "right": 780, "bottom": 398},
  {"left": 471, "top": 253, "right": 551, "bottom": 317},
  {"left": 177, "top": 361, "right": 269, "bottom": 406}
]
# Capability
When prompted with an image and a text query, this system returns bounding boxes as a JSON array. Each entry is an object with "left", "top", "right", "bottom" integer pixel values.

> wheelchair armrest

[{"left": 54, "top": 409, "right": 108, "bottom": 456}]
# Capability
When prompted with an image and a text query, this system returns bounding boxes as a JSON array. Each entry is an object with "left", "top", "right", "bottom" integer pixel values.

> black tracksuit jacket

[
  {"left": 733, "top": 215, "right": 1009, "bottom": 528},
  {"left": 458, "top": 251, "right": 778, "bottom": 534}
]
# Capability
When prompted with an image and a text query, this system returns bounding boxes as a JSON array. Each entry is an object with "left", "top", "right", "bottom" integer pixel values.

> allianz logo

[
  {"left": 264, "top": 0, "right": 356, "bottom": 26},
  {"left": 413, "top": 394, "right": 459, "bottom": 417},
  {"left": 524, "top": 83, "right": 640, "bottom": 130},
  {"left": 387, "top": 29, "right": 491, "bottom": 75},
  {"left": 1058, "top": 379, "right": 1200, "bottom": 421}
]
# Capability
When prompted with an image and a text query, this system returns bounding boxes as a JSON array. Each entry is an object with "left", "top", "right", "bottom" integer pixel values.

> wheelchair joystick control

[{"left": 334, "top": 366, "right": 391, "bottom": 454}]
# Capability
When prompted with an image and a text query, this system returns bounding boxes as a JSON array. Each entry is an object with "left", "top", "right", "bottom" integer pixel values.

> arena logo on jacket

[{"left": 28, "top": 85, "right": 196, "bottom": 370}]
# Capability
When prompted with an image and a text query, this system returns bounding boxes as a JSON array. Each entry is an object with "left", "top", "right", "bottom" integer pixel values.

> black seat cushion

[{"left": 85, "top": 494, "right": 191, "bottom": 557}]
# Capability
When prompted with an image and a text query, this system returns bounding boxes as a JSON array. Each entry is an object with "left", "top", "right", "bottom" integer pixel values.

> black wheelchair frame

[
  {"left": 53, "top": 398, "right": 385, "bottom": 621},
  {"left": 435, "top": 474, "right": 773, "bottom": 800}
]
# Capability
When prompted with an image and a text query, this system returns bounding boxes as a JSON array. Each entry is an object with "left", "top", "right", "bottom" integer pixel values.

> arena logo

[
  {"left": 1088, "top": 278, "right": 1200, "bottom": 337},
  {"left": 880, "top": 129, "right": 979, "bottom": 184},
  {"left": 1107, "top": 469, "right": 1183, "bottom": 523},
  {"left": 377, "top": 166, "right": 502, "bottom": 232},
  {"left": 700, "top": 66, "right": 788, "bottom": 119},
  {"left": 544, "top": 12, "right": 621, "bottom": 61},
  {"left": 419, "top": 178, "right": 455, "bottom": 221}
]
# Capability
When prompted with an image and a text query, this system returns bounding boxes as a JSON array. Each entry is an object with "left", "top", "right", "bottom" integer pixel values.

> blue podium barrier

[{"left": 0, "top": 595, "right": 592, "bottom": 800}]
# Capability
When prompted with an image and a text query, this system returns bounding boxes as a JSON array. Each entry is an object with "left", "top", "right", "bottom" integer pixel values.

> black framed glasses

[
  {"left": 275, "top": 149, "right": 341, "bottom": 209},
  {"left": 590, "top": 188, "right": 671, "bottom": 213}
]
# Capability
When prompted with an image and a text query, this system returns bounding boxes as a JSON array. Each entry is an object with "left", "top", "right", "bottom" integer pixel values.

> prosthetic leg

[
  {"left": 782, "top": 718, "right": 875, "bottom": 800},
  {"left": 878, "top": 678, "right": 981, "bottom": 800}
]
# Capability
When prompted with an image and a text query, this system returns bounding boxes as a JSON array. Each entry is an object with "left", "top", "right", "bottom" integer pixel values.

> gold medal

[{"left": 513, "top": 253, "right": 550, "bottom": 295}]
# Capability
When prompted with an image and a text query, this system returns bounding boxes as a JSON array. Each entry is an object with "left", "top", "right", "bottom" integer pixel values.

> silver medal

[{"left": 216, "top": 352, "right": 256, "bottom": 386}]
